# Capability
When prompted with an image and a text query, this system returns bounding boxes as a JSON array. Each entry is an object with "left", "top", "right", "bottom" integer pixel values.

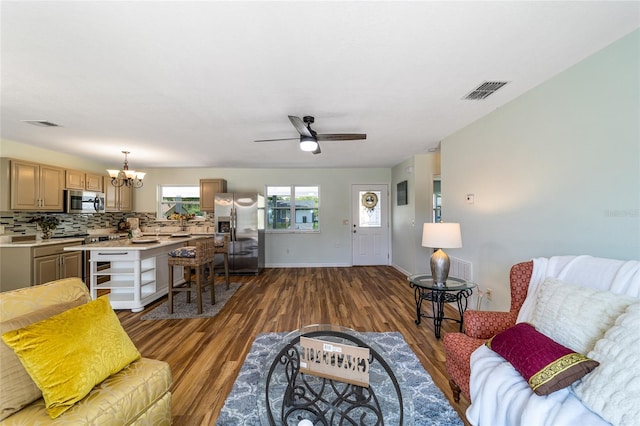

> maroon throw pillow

[{"left": 487, "top": 322, "right": 599, "bottom": 396}]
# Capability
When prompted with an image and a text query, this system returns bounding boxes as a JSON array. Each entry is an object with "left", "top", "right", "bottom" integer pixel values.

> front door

[{"left": 351, "top": 184, "right": 389, "bottom": 265}]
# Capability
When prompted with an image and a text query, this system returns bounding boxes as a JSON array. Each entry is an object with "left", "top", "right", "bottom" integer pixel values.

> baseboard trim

[{"left": 265, "top": 263, "right": 352, "bottom": 268}]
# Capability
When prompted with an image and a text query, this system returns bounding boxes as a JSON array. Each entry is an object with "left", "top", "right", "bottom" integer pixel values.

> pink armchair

[{"left": 442, "top": 261, "right": 533, "bottom": 402}]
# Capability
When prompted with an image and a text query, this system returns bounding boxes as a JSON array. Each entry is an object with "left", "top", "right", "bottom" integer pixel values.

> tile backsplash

[{"left": 0, "top": 212, "right": 214, "bottom": 237}]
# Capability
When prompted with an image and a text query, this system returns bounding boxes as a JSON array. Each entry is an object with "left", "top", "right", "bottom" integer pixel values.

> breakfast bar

[{"left": 65, "top": 236, "right": 199, "bottom": 312}]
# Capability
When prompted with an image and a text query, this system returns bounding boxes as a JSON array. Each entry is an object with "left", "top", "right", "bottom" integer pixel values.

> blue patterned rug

[{"left": 217, "top": 331, "right": 463, "bottom": 426}]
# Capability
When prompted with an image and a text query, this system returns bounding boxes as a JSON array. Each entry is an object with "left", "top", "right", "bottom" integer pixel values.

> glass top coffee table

[
  {"left": 258, "top": 324, "right": 413, "bottom": 425},
  {"left": 407, "top": 275, "right": 477, "bottom": 339}
]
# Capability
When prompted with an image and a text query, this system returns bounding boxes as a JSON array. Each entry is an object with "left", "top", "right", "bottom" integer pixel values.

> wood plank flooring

[{"left": 117, "top": 266, "right": 471, "bottom": 425}]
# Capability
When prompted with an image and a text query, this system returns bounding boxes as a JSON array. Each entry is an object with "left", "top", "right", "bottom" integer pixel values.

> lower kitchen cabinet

[
  {"left": 0, "top": 241, "right": 83, "bottom": 292},
  {"left": 33, "top": 249, "right": 82, "bottom": 285},
  {"left": 70, "top": 238, "right": 194, "bottom": 312}
]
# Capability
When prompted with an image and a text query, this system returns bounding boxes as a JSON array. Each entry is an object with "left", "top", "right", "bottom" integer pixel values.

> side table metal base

[{"left": 407, "top": 275, "right": 476, "bottom": 339}]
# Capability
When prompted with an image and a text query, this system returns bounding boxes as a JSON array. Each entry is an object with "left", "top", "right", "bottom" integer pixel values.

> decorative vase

[{"left": 42, "top": 229, "right": 52, "bottom": 240}]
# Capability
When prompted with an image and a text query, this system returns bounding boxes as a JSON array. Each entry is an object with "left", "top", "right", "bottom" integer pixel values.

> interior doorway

[
  {"left": 433, "top": 174, "right": 441, "bottom": 223},
  {"left": 351, "top": 184, "right": 390, "bottom": 265}
]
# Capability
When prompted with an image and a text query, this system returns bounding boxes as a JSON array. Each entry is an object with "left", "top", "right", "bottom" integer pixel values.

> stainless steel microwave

[{"left": 65, "top": 190, "right": 105, "bottom": 214}]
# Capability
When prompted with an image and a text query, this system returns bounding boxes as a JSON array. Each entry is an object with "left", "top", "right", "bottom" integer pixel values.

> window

[
  {"left": 359, "top": 190, "right": 382, "bottom": 227},
  {"left": 266, "top": 185, "right": 319, "bottom": 232},
  {"left": 158, "top": 185, "right": 203, "bottom": 219}
]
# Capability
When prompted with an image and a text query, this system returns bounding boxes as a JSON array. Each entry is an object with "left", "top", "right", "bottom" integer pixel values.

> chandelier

[{"left": 107, "top": 151, "right": 146, "bottom": 188}]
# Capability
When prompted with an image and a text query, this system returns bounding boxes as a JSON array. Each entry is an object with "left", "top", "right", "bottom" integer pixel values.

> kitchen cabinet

[
  {"left": 104, "top": 177, "right": 133, "bottom": 212},
  {"left": 65, "top": 237, "right": 195, "bottom": 312},
  {"left": 33, "top": 247, "right": 82, "bottom": 285},
  {"left": 85, "top": 173, "right": 104, "bottom": 192},
  {"left": 0, "top": 240, "right": 83, "bottom": 292},
  {"left": 65, "top": 169, "right": 85, "bottom": 190},
  {"left": 66, "top": 170, "right": 104, "bottom": 192},
  {"left": 199, "top": 179, "right": 227, "bottom": 212},
  {"left": 10, "top": 159, "right": 64, "bottom": 211}
]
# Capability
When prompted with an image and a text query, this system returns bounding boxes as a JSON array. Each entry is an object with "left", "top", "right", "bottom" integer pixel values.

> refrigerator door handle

[{"left": 231, "top": 207, "right": 237, "bottom": 242}]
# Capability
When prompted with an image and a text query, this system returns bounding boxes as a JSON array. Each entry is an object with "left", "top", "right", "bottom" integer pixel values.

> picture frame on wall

[{"left": 397, "top": 180, "right": 408, "bottom": 205}]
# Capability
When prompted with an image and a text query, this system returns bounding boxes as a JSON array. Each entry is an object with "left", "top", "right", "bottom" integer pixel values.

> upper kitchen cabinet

[
  {"left": 65, "top": 169, "right": 104, "bottom": 192},
  {"left": 65, "top": 169, "right": 85, "bottom": 190},
  {"left": 8, "top": 159, "right": 64, "bottom": 211},
  {"left": 104, "top": 176, "right": 133, "bottom": 212},
  {"left": 85, "top": 173, "right": 104, "bottom": 192},
  {"left": 200, "top": 179, "right": 227, "bottom": 212}
]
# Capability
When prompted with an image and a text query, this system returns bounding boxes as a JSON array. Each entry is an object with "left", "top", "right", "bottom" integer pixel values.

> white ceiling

[{"left": 1, "top": 1, "right": 639, "bottom": 169}]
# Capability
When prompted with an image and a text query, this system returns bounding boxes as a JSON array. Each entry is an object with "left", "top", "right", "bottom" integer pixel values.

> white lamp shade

[
  {"left": 135, "top": 172, "right": 146, "bottom": 180},
  {"left": 422, "top": 222, "right": 462, "bottom": 249},
  {"left": 106, "top": 169, "right": 120, "bottom": 178}
]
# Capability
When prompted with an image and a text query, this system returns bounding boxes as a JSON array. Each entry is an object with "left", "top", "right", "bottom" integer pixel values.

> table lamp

[{"left": 422, "top": 222, "right": 462, "bottom": 285}]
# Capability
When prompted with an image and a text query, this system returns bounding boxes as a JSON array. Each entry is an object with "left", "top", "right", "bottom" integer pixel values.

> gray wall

[{"left": 442, "top": 29, "right": 640, "bottom": 311}]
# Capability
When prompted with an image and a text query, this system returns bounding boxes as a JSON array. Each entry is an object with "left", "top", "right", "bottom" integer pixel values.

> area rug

[
  {"left": 140, "top": 282, "right": 241, "bottom": 320},
  {"left": 217, "top": 331, "right": 463, "bottom": 425}
]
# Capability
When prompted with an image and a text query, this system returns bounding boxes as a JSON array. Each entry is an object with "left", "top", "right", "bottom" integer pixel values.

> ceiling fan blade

[
  {"left": 288, "top": 116, "right": 313, "bottom": 137},
  {"left": 254, "top": 137, "right": 299, "bottom": 142},
  {"left": 316, "top": 133, "right": 367, "bottom": 141}
]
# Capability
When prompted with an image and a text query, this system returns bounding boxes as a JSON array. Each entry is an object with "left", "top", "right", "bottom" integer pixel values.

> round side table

[{"left": 407, "top": 274, "right": 476, "bottom": 339}]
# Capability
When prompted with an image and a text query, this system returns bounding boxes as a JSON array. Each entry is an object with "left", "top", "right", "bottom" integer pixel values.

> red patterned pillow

[{"left": 487, "top": 323, "right": 599, "bottom": 396}]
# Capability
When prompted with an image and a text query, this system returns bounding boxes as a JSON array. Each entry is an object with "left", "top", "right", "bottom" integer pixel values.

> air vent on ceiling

[
  {"left": 462, "top": 81, "right": 508, "bottom": 100},
  {"left": 21, "top": 120, "right": 61, "bottom": 127}
]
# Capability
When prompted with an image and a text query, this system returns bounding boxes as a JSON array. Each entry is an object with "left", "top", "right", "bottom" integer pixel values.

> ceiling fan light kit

[
  {"left": 254, "top": 115, "right": 366, "bottom": 155},
  {"left": 300, "top": 136, "right": 318, "bottom": 152}
]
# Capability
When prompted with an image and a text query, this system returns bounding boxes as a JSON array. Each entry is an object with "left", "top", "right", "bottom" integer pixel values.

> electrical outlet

[{"left": 485, "top": 288, "right": 493, "bottom": 301}]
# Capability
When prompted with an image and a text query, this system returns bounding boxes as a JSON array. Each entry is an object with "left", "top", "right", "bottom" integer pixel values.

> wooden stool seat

[
  {"left": 214, "top": 234, "right": 230, "bottom": 290},
  {"left": 167, "top": 237, "right": 215, "bottom": 314}
]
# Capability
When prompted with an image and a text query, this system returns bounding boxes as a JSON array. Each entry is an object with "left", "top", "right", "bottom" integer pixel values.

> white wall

[
  {"left": 0, "top": 139, "right": 390, "bottom": 266},
  {"left": 136, "top": 166, "right": 391, "bottom": 267},
  {"left": 442, "top": 30, "right": 640, "bottom": 311},
  {"left": 391, "top": 153, "right": 440, "bottom": 275},
  {"left": 0, "top": 139, "right": 108, "bottom": 173}
]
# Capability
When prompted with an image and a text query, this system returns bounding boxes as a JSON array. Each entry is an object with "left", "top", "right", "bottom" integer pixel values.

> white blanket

[
  {"left": 466, "top": 345, "right": 610, "bottom": 426},
  {"left": 517, "top": 255, "right": 640, "bottom": 323},
  {"left": 467, "top": 255, "right": 640, "bottom": 426}
]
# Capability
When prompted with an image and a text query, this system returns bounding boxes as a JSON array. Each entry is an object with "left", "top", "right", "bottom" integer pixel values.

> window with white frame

[
  {"left": 158, "top": 185, "right": 203, "bottom": 219},
  {"left": 266, "top": 185, "right": 319, "bottom": 232}
]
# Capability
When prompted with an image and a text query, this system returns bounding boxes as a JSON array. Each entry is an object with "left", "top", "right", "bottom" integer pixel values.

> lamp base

[{"left": 430, "top": 248, "right": 450, "bottom": 285}]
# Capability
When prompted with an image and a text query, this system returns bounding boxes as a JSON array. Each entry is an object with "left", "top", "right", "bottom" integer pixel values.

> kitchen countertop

[
  {"left": 63, "top": 235, "right": 203, "bottom": 251},
  {"left": 0, "top": 237, "right": 86, "bottom": 248}
]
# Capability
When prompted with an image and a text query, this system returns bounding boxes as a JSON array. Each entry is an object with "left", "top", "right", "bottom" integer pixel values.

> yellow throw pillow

[
  {"left": 1, "top": 296, "right": 140, "bottom": 419},
  {"left": 0, "top": 298, "right": 86, "bottom": 421}
]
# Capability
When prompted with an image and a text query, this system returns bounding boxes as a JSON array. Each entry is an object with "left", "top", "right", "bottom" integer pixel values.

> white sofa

[{"left": 466, "top": 255, "right": 640, "bottom": 426}]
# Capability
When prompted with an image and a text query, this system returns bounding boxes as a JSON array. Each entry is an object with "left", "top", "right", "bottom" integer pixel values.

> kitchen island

[{"left": 65, "top": 236, "right": 202, "bottom": 312}]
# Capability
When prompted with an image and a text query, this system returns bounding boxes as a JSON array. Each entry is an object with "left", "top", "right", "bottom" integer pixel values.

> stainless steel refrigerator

[{"left": 214, "top": 193, "right": 264, "bottom": 274}]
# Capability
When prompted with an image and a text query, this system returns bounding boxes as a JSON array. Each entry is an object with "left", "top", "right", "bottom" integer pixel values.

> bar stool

[
  {"left": 167, "top": 237, "right": 215, "bottom": 314},
  {"left": 214, "top": 234, "right": 230, "bottom": 290}
]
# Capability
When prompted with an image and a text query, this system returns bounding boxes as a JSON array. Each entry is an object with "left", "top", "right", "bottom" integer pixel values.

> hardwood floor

[{"left": 117, "top": 266, "right": 471, "bottom": 425}]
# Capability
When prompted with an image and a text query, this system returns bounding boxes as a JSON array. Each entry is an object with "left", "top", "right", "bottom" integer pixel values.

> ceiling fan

[{"left": 254, "top": 116, "right": 366, "bottom": 154}]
